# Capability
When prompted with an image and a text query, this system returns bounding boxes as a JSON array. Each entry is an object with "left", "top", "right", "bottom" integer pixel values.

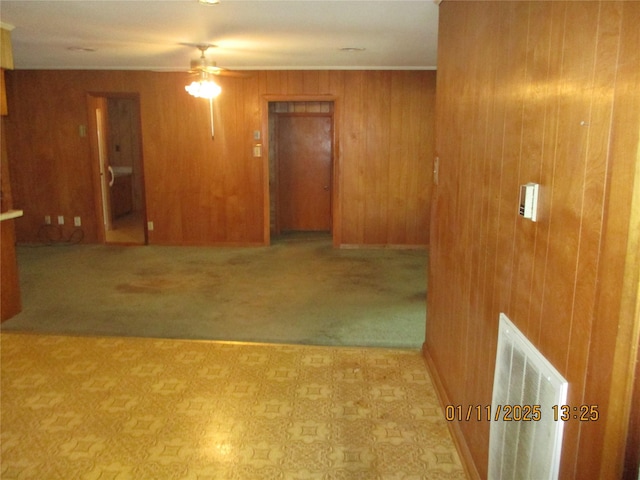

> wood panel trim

[
  {"left": 422, "top": 343, "right": 481, "bottom": 480},
  {"left": 339, "top": 243, "right": 427, "bottom": 250},
  {"left": 623, "top": 331, "right": 640, "bottom": 478},
  {"left": 1, "top": 69, "right": 7, "bottom": 116},
  {"left": 262, "top": 94, "right": 336, "bottom": 103},
  {"left": 599, "top": 127, "right": 640, "bottom": 479},
  {"left": 86, "top": 94, "right": 108, "bottom": 243},
  {"left": 594, "top": 4, "right": 640, "bottom": 476},
  {"left": 261, "top": 95, "right": 271, "bottom": 245},
  {"left": 332, "top": 95, "right": 342, "bottom": 247}
]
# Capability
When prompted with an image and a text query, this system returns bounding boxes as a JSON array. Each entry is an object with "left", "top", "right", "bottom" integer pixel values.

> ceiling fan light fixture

[
  {"left": 198, "top": 0, "right": 220, "bottom": 5},
  {"left": 185, "top": 79, "right": 222, "bottom": 99}
]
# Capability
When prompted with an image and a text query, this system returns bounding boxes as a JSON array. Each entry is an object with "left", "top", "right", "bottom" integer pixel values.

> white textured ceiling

[{"left": 0, "top": 0, "right": 439, "bottom": 71}]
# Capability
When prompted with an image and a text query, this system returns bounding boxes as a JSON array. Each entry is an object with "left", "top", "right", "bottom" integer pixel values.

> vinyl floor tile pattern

[{"left": 1, "top": 333, "right": 467, "bottom": 479}]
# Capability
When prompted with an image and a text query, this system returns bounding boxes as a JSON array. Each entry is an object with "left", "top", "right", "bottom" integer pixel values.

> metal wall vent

[{"left": 488, "top": 313, "right": 568, "bottom": 479}]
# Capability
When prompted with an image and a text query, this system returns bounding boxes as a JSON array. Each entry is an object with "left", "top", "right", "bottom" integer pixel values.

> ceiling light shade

[
  {"left": 198, "top": 0, "right": 220, "bottom": 5},
  {"left": 185, "top": 79, "right": 222, "bottom": 99}
]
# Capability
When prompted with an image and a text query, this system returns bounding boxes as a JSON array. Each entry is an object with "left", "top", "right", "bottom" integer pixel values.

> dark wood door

[{"left": 277, "top": 114, "right": 332, "bottom": 232}]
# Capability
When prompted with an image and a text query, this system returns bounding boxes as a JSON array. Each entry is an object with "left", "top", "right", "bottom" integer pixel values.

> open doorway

[
  {"left": 88, "top": 94, "right": 146, "bottom": 245},
  {"left": 268, "top": 101, "right": 334, "bottom": 242}
]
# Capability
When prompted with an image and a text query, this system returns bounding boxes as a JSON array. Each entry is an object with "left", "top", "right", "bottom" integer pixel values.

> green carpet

[{"left": 2, "top": 234, "right": 428, "bottom": 348}]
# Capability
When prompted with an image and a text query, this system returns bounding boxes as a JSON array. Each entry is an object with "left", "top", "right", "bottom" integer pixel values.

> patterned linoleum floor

[{"left": 1, "top": 333, "right": 467, "bottom": 479}]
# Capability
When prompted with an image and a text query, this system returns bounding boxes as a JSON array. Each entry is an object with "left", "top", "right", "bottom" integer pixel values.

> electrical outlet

[
  {"left": 147, "top": 221, "right": 154, "bottom": 231},
  {"left": 57, "top": 215, "right": 64, "bottom": 225},
  {"left": 44, "top": 215, "right": 51, "bottom": 225},
  {"left": 74, "top": 216, "right": 81, "bottom": 227}
]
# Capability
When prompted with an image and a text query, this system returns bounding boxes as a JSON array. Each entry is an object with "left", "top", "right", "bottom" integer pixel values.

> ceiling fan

[
  {"left": 183, "top": 43, "right": 242, "bottom": 139},
  {"left": 184, "top": 44, "right": 234, "bottom": 99},
  {"left": 187, "top": 43, "right": 244, "bottom": 77}
]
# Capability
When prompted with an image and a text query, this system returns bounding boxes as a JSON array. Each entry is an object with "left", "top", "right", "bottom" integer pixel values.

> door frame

[
  {"left": 87, "top": 92, "right": 148, "bottom": 244},
  {"left": 89, "top": 96, "right": 113, "bottom": 236},
  {"left": 261, "top": 94, "right": 340, "bottom": 246}
]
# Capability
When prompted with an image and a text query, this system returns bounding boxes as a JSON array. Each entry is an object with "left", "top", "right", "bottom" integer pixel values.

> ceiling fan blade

[
  {"left": 200, "top": 64, "right": 224, "bottom": 74},
  {"left": 188, "top": 67, "right": 248, "bottom": 77},
  {"left": 207, "top": 68, "right": 249, "bottom": 77},
  {"left": 185, "top": 43, "right": 251, "bottom": 78}
]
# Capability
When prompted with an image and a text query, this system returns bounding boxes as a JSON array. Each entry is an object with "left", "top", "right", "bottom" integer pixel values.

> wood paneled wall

[
  {"left": 425, "top": 2, "right": 639, "bottom": 479},
  {"left": 3, "top": 69, "right": 434, "bottom": 246}
]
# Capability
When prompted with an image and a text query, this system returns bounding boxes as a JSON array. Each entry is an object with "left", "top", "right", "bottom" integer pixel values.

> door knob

[{"left": 323, "top": 185, "right": 330, "bottom": 191}]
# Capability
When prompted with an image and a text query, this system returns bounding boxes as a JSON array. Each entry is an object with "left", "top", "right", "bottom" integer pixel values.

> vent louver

[{"left": 488, "top": 313, "right": 568, "bottom": 479}]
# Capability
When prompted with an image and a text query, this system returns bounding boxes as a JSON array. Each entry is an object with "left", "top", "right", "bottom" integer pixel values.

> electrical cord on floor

[{"left": 34, "top": 224, "right": 85, "bottom": 246}]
